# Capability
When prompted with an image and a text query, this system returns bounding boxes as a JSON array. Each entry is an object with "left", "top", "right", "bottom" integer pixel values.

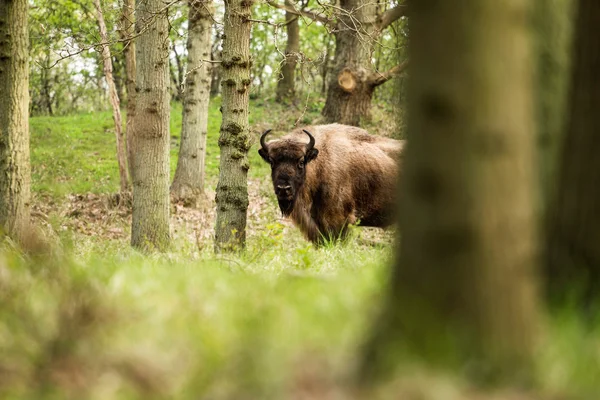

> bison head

[{"left": 258, "top": 129, "right": 319, "bottom": 215}]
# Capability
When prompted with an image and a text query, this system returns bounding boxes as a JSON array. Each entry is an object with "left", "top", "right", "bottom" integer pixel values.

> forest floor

[{"left": 1, "top": 98, "right": 598, "bottom": 399}]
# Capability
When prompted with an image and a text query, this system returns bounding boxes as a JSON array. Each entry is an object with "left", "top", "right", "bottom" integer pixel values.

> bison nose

[{"left": 275, "top": 184, "right": 292, "bottom": 198}]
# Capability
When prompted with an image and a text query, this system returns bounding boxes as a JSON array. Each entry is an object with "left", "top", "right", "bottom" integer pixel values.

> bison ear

[
  {"left": 305, "top": 148, "right": 319, "bottom": 163},
  {"left": 258, "top": 147, "right": 270, "bottom": 163}
]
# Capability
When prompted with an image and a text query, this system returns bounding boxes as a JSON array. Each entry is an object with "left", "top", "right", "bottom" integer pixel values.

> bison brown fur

[{"left": 258, "top": 124, "right": 404, "bottom": 244}]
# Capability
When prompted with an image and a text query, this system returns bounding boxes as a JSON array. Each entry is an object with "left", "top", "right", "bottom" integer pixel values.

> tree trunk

[
  {"left": 130, "top": 0, "right": 171, "bottom": 251},
  {"left": 320, "top": 34, "right": 332, "bottom": 97},
  {"left": 170, "top": 45, "right": 184, "bottom": 102},
  {"left": 361, "top": 0, "right": 540, "bottom": 387},
  {"left": 120, "top": 0, "right": 136, "bottom": 183},
  {"left": 171, "top": 0, "right": 213, "bottom": 205},
  {"left": 93, "top": 0, "right": 129, "bottom": 194},
  {"left": 210, "top": 32, "right": 222, "bottom": 97},
  {"left": 214, "top": 0, "right": 253, "bottom": 252},
  {"left": 0, "top": 0, "right": 31, "bottom": 243},
  {"left": 275, "top": 0, "right": 299, "bottom": 104},
  {"left": 321, "top": 0, "right": 376, "bottom": 126},
  {"left": 546, "top": 0, "right": 600, "bottom": 304},
  {"left": 41, "top": 51, "right": 54, "bottom": 116}
]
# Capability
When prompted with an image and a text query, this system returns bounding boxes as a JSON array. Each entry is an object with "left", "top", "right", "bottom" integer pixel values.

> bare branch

[
  {"left": 266, "top": 0, "right": 333, "bottom": 27},
  {"left": 377, "top": 4, "right": 408, "bottom": 31},
  {"left": 368, "top": 60, "right": 409, "bottom": 87}
]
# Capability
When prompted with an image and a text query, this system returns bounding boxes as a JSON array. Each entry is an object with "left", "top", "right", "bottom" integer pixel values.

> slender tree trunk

[
  {"left": 171, "top": 0, "right": 213, "bottom": 205},
  {"left": 170, "top": 45, "right": 184, "bottom": 102},
  {"left": 546, "top": 0, "right": 600, "bottom": 303},
  {"left": 130, "top": 0, "right": 171, "bottom": 251},
  {"left": 275, "top": 0, "right": 299, "bottom": 104},
  {"left": 361, "top": 0, "right": 540, "bottom": 387},
  {"left": 0, "top": 0, "right": 31, "bottom": 243},
  {"left": 210, "top": 32, "right": 222, "bottom": 97},
  {"left": 214, "top": 0, "right": 253, "bottom": 252},
  {"left": 41, "top": 51, "right": 54, "bottom": 116},
  {"left": 120, "top": 0, "right": 136, "bottom": 183},
  {"left": 320, "top": 35, "right": 332, "bottom": 97},
  {"left": 93, "top": 0, "right": 129, "bottom": 194}
]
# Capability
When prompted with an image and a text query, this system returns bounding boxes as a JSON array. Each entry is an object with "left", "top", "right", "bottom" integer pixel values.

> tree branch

[
  {"left": 368, "top": 60, "right": 409, "bottom": 87},
  {"left": 266, "top": 0, "right": 332, "bottom": 28},
  {"left": 378, "top": 4, "right": 408, "bottom": 32}
]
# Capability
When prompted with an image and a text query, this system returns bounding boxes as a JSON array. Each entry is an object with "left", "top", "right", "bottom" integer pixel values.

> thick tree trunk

[
  {"left": 130, "top": 0, "right": 171, "bottom": 251},
  {"left": 93, "top": 0, "right": 129, "bottom": 194},
  {"left": 214, "top": 0, "right": 253, "bottom": 252},
  {"left": 321, "top": 0, "right": 376, "bottom": 126},
  {"left": 0, "top": 0, "right": 31, "bottom": 243},
  {"left": 546, "top": 0, "right": 600, "bottom": 303},
  {"left": 275, "top": 0, "right": 299, "bottom": 104},
  {"left": 171, "top": 0, "right": 213, "bottom": 205},
  {"left": 120, "top": 0, "right": 136, "bottom": 183},
  {"left": 361, "top": 0, "right": 540, "bottom": 386}
]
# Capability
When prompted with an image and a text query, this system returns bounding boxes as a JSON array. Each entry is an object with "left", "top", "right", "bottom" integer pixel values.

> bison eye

[{"left": 298, "top": 159, "right": 305, "bottom": 169}]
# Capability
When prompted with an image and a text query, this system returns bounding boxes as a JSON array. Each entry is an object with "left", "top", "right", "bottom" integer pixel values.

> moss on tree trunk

[{"left": 214, "top": 0, "right": 253, "bottom": 252}]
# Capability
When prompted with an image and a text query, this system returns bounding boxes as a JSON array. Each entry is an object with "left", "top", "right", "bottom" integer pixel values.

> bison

[{"left": 258, "top": 124, "right": 404, "bottom": 244}]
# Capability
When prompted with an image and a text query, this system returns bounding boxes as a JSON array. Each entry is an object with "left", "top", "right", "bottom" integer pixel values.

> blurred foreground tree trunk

[
  {"left": 360, "top": 0, "right": 541, "bottom": 387},
  {"left": 0, "top": 0, "right": 31, "bottom": 243},
  {"left": 275, "top": 0, "right": 299, "bottom": 104},
  {"left": 130, "top": 0, "right": 171, "bottom": 251},
  {"left": 120, "top": 0, "right": 137, "bottom": 182},
  {"left": 214, "top": 0, "right": 253, "bottom": 252},
  {"left": 93, "top": 0, "right": 129, "bottom": 194},
  {"left": 171, "top": 0, "right": 213, "bottom": 205},
  {"left": 546, "top": 0, "right": 600, "bottom": 303}
]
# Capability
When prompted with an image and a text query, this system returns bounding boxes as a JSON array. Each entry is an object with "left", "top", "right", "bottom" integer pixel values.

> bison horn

[
  {"left": 260, "top": 129, "right": 272, "bottom": 150},
  {"left": 302, "top": 129, "right": 316, "bottom": 151}
]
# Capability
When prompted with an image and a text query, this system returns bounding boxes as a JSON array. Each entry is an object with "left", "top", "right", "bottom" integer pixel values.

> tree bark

[
  {"left": 214, "top": 0, "right": 253, "bottom": 252},
  {"left": 130, "top": 0, "right": 171, "bottom": 251},
  {"left": 275, "top": 0, "right": 299, "bottom": 104},
  {"left": 321, "top": 0, "right": 376, "bottom": 126},
  {"left": 171, "top": 0, "right": 213, "bottom": 205},
  {"left": 93, "top": 0, "right": 129, "bottom": 194},
  {"left": 361, "top": 0, "right": 540, "bottom": 387},
  {"left": 120, "top": 0, "right": 137, "bottom": 183},
  {"left": 546, "top": 0, "right": 600, "bottom": 304},
  {"left": 0, "top": 0, "right": 31, "bottom": 243},
  {"left": 321, "top": 2, "right": 407, "bottom": 126}
]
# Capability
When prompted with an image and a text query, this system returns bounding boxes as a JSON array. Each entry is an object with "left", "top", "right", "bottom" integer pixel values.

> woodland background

[{"left": 1, "top": 0, "right": 599, "bottom": 399}]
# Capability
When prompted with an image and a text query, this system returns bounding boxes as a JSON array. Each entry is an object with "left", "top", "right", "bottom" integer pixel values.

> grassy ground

[{"left": 1, "top": 98, "right": 599, "bottom": 399}]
